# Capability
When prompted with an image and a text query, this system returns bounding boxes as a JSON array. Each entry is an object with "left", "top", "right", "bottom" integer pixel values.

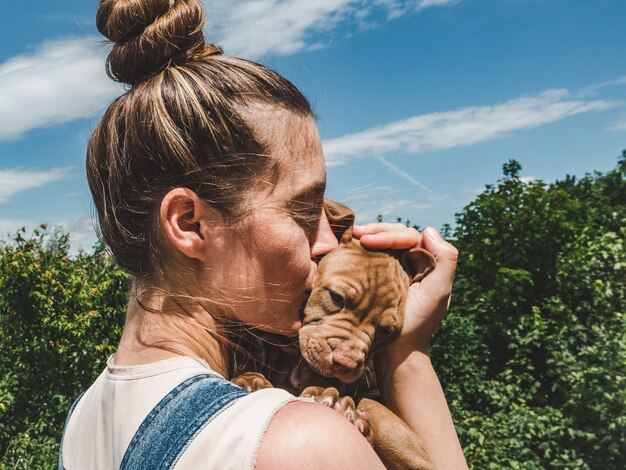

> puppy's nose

[{"left": 331, "top": 350, "right": 358, "bottom": 374}]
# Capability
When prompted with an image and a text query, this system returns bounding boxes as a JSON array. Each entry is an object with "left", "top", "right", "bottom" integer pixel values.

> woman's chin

[
  {"left": 274, "top": 320, "right": 302, "bottom": 336},
  {"left": 284, "top": 319, "right": 302, "bottom": 335}
]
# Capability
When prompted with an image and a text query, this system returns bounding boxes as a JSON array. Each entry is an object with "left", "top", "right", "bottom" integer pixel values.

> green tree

[
  {"left": 431, "top": 154, "right": 626, "bottom": 468},
  {"left": 0, "top": 226, "right": 130, "bottom": 468}
]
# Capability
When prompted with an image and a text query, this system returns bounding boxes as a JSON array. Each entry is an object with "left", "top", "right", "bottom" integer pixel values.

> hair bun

[{"left": 96, "top": 0, "right": 218, "bottom": 86}]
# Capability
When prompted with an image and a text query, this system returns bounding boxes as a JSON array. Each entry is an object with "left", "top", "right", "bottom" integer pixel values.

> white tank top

[{"left": 62, "top": 355, "right": 298, "bottom": 469}]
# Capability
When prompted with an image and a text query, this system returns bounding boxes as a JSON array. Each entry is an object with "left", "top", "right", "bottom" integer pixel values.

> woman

[{"left": 61, "top": 0, "right": 467, "bottom": 468}]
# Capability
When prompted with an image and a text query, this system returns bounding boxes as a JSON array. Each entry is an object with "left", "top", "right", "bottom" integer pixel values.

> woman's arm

[
  {"left": 354, "top": 224, "right": 468, "bottom": 470},
  {"left": 375, "top": 351, "right": 467, "bottom": 469},
  {"left": 256, "top": 401, "right": 386, "bottom": 470}
]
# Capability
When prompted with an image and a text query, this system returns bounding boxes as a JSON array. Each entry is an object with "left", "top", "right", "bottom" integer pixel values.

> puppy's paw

[
  {"left": 300, "top": 386, "right": 354, "bottom": 419},
  {"left": 355, "top": 408, "right": 373, "bottom": 446},
  {"left": 300, "top": 386, "right": 373, "bottom": 444},
  {"left": 232, "top": 372, "right": 273, "bottom": 392}
]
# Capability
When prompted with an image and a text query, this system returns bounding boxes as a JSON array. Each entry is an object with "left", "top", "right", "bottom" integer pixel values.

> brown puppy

[
  {"left": 299, "top": 226, "right": 434, "bottom": 384},
  {"left": 298, "top": 199, "right": 435, "bottom": 470}
]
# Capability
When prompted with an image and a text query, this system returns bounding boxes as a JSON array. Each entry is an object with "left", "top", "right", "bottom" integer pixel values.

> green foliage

[
  {"left": 0, "top": 151, "right": 625, "bottom": 468},
  {"left": 430, "top": 152, "right": 626, "bottom": 468},
  {"left": 0, "top": 227, "right": 130, "bottom": 468}
]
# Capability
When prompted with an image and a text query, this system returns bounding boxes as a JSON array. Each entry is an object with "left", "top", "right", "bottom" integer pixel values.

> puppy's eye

[
  {"left": 377, "top": 326, "right": 396, "bottom": 342},
  {"left": 328, "top": 289, "right": 345, "bottom": 307}
]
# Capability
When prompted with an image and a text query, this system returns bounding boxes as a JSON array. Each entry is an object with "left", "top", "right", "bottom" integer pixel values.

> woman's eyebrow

[{"left": 291, "top": 181, "right": 326, "bottom": 201}]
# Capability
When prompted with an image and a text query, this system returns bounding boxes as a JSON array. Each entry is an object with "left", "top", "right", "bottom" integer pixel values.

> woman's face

[{"left": 204, "top": 112, "right": 338, "bottom": 335}]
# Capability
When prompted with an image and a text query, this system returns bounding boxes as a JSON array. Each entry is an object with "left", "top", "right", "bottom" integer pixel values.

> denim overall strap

[
  {"left": 58, "top": 392, "right": 85, "bottom": 470},
  {"left": 120, "top": 373, "right": 248, "bottom": 470}
]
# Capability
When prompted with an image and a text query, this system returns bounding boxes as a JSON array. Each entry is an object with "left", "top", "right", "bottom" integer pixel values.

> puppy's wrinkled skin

[
  {"left": 300, "top": 199, "right": 435, "bottom": 384},
  {"left": 300, "top": 236, "right": 408, "bottom": 383}
]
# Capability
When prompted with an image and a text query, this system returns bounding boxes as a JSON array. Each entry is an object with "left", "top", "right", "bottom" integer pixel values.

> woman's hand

[
  {"left": 353, "top": 223, "right": 467, "bottom": 469},
  {"left": 352, "top": 223, "right": 459, "bottom": 356}
]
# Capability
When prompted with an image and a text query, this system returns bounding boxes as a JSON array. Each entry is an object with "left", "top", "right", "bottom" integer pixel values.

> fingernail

[{"left": 425, "top": 227, "right": 442, "bottom": 241}]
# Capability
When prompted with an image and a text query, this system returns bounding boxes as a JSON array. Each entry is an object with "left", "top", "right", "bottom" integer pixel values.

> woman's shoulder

[
  {"left": 182, "top": 386, "right": 384, "bottom": 469},
  {"left": 255, "top": 400, "right": 385, "bottom": 470},
  {"left": 65, "top": 356, "right": 296, "bottom": 469},
  {"left": 174, "top": 386, "right": 296, "bottom": 469}
]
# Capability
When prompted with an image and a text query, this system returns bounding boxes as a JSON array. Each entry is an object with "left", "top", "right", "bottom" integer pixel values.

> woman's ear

[{"left": 160, "top": 188, "right": 224, "bottom": 263}]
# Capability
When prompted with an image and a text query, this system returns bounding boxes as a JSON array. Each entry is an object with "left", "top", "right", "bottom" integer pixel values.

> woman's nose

[{"left": 310, "top": 210, "right": 338, "bottom": 259}]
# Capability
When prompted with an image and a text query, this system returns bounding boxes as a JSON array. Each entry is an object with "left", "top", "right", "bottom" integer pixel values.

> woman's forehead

[
  {"left": 241, "top": 103, "right": 326, "bottom": 197},
  {"left": 280, "top": 132, "right": 326, "bottom": 196},
  {"left": 266, "top": 114, "right": 326, "bottom": 192},
  {"left": 242, "top": 103, "right": 316, "bottom": 148}
]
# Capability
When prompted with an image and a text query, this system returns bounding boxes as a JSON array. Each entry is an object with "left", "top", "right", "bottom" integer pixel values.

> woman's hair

[{"left": 88, "top": 0, "right": 313, "bottom": 286}]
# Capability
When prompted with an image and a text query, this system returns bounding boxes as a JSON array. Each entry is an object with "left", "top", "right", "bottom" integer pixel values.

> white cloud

[
  {"left": 54, "top": 217, "right": 100, "bottom": 252},
  {"left": 207, "top": 0, "right": 354, "bottom": 57},
  {"left": 377, "top": 155, "right": 433, "bottom": 193},
  {"left": 323, "top": 89, "right": 614, "bottom": 166},
  {"left": 339, "top": 187, "right": 432, "bottom": 223},
  {"left": 609, "top": 118, "right": 626, "bottom": 131},
  {"left": 519, "top": 176, "right": 537, "bottom": 184},
  {"left": 579, "top": 75, "right": 626, "bottom": 97},
  {"left": 0, "top": 1, "right": 459, "bottom": 140},
  {"left": 0, "top": 217, "right": 99, "bottom": 256},
  {"left": 0, "top": 38, "right": 121, "bottom": 141},
  {"left": 356, "top": 198, "right": 432, "bottom": 223},
  {"left": 0, "top": 218, "right": 33, "bottom": 236},
  {"left": 378, "top": 0, "right": 459, "bottom": 20},
  {"left": 0, "top": 167, "right": 72, "bottom": 204},
  {"left": 205, "top": 0, "right": 459, "bottom": 57}
]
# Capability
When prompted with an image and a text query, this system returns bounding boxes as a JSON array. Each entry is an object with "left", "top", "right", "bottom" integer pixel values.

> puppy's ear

[
  {"left": 340, "top": 226, "right": 353, "bottom": 243},
  {"left": 401, "top": 248, "right": 436, "bottom": 283},
  {"left": 323, "top": 198, "right": 355, "bottom": 243}
]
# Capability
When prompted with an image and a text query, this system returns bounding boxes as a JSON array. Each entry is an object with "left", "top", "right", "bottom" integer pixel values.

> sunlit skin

[{"left": 198, "top": 111, "right": 337, "bottom": 336}]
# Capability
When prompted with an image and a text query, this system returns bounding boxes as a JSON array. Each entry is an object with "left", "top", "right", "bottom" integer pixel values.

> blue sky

[{"left": 1, "top": 0, "right": 625, "bottom": 252}]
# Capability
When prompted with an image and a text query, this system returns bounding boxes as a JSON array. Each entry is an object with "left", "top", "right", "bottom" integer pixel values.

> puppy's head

[{"left": 300, "top": 200, "right": 435, "bottom": 383}]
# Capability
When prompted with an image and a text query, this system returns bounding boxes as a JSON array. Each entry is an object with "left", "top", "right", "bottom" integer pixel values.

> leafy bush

[
  {"left": 431, "top": 151, "right": 626, "bottom": 468},
  {"left": 1, "top": 152, "right": 624, "bottom": 468},
  {"left": 0, "top": 228, "right": 130, "bottom": 468}
]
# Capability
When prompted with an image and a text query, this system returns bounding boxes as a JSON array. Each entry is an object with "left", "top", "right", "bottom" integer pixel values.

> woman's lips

[{"left": 299, "top": 289, "right": 313, "bottom": 322}]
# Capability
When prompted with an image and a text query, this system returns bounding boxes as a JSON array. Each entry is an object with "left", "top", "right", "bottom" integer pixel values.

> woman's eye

[
  {"left": 289, "top": 200, "right": 322, "bottom": 232},
  {"left": 328, "top": 289, "right": 344, "bottom": 306}
]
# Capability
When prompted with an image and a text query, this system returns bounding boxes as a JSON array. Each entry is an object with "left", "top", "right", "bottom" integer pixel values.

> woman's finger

[
  {"left": 357, "top": 228, "right": 422, "bottom": 250},
  {"left": 418, "top": 227, "right": 458, "bottom": 300},
  {"left": 352, "top": 223, "right": 413, "bottom": 236}
]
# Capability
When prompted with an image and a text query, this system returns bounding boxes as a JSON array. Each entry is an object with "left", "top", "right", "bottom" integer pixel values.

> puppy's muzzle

[{"left": 299, "top": 327, "right": 368, "bottom": 383}]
